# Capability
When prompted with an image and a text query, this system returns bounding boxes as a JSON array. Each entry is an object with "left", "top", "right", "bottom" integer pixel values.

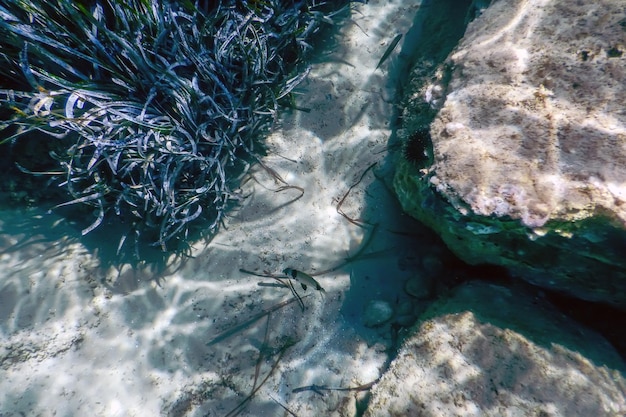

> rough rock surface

[
  {"left": 394, "top": 0, "right": 626, "bottom": 307},
  {"left": 365, "top": 281, "right": 626, "bottom": 417}
]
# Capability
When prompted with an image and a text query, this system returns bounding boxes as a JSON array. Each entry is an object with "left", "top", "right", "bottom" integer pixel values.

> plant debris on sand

[{"left": 0, "top": 0, "right": 347, "bottom": 251}]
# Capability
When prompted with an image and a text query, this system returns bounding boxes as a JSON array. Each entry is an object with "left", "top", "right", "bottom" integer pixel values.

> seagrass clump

[{"left": 0, "top": 0, "right": 346, "bottom": 250}]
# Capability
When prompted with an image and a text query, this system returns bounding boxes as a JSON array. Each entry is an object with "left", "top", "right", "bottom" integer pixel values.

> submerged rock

[
  {"left": 404, "top": 277, "right": 431, "bottom": 299},
  {"left": 363, "top": 300, "right": 394, "bottom": 328},
  {"left": 394, "top": 0, "right": 626, "bottom": 307},
  {"left": 365, "top": 281, "right": 626, "bottom": 417}
]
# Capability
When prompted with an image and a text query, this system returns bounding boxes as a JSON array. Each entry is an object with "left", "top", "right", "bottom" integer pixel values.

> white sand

[{"left": 0, "top": 1, "right": 428, "bottom": 416}]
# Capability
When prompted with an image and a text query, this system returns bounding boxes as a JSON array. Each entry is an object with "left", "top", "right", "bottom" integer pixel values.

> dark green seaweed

[{"left": 0, "top": 0, "right": 348, "bottom": 251}]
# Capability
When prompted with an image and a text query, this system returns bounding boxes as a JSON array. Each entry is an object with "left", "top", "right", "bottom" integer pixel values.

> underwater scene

[{"left": 1, "top": 0, "right": 625, "bottom": 416}]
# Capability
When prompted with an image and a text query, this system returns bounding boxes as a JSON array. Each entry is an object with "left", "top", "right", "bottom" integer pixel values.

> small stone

[
  {"left": 363, "top": 300, "right": 394, "bottom": 327},
  {"left": 405, "top": 278, "right": 431, "bottom": 299}
]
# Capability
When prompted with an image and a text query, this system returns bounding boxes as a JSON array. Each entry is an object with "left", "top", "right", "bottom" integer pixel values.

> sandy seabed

[{"left": 0, "top": 1, "right": 435, "bottom": 416}]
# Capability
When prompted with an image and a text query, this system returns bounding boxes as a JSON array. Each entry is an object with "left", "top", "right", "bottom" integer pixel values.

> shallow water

[
  {"left": 1, "top": 1, "right": 624, "bottom": 416},
  {"left": 0, "top": 1, "right": 438, "bottom": 415}
]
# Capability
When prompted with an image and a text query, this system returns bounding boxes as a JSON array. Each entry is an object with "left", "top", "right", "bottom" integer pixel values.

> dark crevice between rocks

[
  {"left": 545, "top": 291, "right": 626, "bottom": 362},
  {"left": 464, "top": 265, "right": 626, "bottom": 363},
  {"left": 354, "top": 2, "right": 490, "bottom": 415},
  {"left": 416, "top": 248, "right": 626, "bottom": 364}
]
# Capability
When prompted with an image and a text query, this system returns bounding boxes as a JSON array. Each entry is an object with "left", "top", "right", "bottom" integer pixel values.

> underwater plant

[{"left": 0, "top": 0, "right": 347, "bottom": 251}]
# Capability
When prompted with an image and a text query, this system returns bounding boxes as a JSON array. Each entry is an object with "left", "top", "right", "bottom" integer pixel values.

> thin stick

[
  {"left": 292, "top": 378, "right": 380, "bottom": 395},
  {"left": 244, "top": 169, "right": 305, "bottom": 213},
  {"left": 239, "top": 268, "right": 281, "bottom": 278},
  {"left": 336, "top": 162, "right": 377, "bottom": 227},
  {"left": 240, "top": 268, "right": 305, "bottom": 310},
  {"left": 252, "top": 313, "right": 272, "bottom": 389},
  {"left": 285, "top": 279, "right": 305, "bottom": 311},
  {"left": 255, "top": 157, "right": 289, "bottom": 186},
  {"left": 205, "top": 295, "right": 308, "bottom": 347},
  {"left": 225, "top": 342, "right": 294, "bottom": 417},
  {"left": 247, "top": 173, "right": 304, "bottom": 197},
  {"left": 273, "top": 153, "right": 298, "bottom": 164},
  {"left": 268, "top": 394, "right": 299, "bottom": 417}
]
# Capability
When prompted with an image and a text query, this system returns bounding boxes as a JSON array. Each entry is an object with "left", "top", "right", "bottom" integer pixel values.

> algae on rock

[{"left": 393, "top": 0, "right": 626, "bottom": 308}]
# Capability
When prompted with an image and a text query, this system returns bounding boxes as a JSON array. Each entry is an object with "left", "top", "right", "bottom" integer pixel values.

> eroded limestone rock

[
  {"left": 394, "top": 0, "right": 626, "bottom": 307},
  {"left": 365, "top": 281, "right": 626, "bottom": 417}
]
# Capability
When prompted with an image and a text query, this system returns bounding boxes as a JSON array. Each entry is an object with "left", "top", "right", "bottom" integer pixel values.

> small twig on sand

[
  {"left": 268, "top": 394, "right": 299, "bottom": 417},
  {"left": 245, "top": 158, "right": 305, "bottom": 212},
  {"left": 205, "top": 295, "right": 308, "bottom": 347},
  {"left": 246, "top": 173, "right": 305, "bottom": 199},
  {"left": 292, "top": 378, "right": 380, "bottom": 396},
  {"left": 225, "top": 338, "right": 297, "bottom": 417},
  {"left": 239, "top": 268, "right": 306, "bottom": 310},
  {"left": 336, "top": 162, "right": 377, "bottom": 227},
  {"left": 252, "top": 314, "right": 272, "bottom": 389}
]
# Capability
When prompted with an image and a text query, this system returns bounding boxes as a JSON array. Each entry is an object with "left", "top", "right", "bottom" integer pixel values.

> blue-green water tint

[
  {"left": 0, "top": 1, "right": 625, "bottom": 416},
  {"left": 0, "top": 0, "right": 352, "bottom": 252}
]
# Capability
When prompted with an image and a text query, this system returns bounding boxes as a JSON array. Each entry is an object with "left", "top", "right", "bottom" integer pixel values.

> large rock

[
  {"left": 365, "top": 281, "right": 626, "bottom": 417},
  {"left": 394, "top": 0, "right": 626, "bottom": 307}
]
